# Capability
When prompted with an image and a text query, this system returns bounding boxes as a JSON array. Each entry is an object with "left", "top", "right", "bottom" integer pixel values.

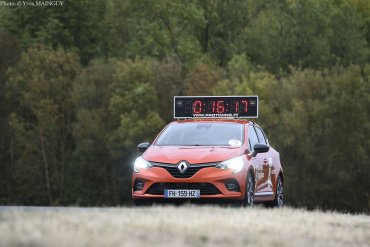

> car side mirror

[
  {"left": 252, "top": 143, "right": 269, "bottom": 157},
  {"left": 137, "top": 142, "right": 150, "bottom": 152}
]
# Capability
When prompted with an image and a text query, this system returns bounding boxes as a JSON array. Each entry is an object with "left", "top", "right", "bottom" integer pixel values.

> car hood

[{"left": 142, "top": 145, "right": 245, "bottom": 164}]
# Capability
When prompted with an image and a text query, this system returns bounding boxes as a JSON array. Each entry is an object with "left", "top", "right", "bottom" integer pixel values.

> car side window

[
  {"left": 255, "top": 126, "right": 267, "bottom": 145},
  {"left": 248, "top": 125, "right": 259, "bottom": 152},
  {"left": 262, "top": 128, "right": 269, "bottom": 145}
]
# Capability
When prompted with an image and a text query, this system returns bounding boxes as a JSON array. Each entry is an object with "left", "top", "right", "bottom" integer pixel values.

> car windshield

[{"left": 155, "top": 122, "right": 244, "bottom": 146}]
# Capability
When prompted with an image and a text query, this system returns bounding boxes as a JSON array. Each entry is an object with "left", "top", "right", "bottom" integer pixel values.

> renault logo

[{"left": 177, "top": 161, "right": 188, "bottom": 174}]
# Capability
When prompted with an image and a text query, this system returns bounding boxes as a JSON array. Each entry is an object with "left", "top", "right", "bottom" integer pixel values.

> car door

[
  {"left": 254, "top": 126, "right": 274, "bottom": 195},
  {"left": 247, "top": 125, "right": 266, "bottom": 194}
]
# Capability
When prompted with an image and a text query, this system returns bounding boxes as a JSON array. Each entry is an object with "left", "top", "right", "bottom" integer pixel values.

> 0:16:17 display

[{"left": 193, "top": 100, "right": 248, "bottom": 114}]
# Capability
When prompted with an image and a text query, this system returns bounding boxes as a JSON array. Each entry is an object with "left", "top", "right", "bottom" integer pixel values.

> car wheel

[
  {"left": 272, "top": 175, "right": 283, "bottom": 208},
  {"left": 243, "top": 172, "right": 254, "bottom": 207}
]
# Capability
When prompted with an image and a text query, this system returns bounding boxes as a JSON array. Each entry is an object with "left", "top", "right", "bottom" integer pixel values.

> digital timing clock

[{"left": 174, "top": 96, "right": 258, "bottom": 118}]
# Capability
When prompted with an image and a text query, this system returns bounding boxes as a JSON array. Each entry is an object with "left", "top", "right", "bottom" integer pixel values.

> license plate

[{"left": 164, "top": 190, "right": 200, "bottom": 198}]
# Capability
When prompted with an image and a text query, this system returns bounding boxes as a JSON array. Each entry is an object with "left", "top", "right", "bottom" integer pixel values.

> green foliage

[
  {"left": 0, "top": 0, "right": 108, "bottom": 65},
  {"left": 68, "top": 58, "right": 169, "bottom": 205},
  {"left": 106, "top": 0, "right": 205, "bottom": 64},
  {"left": 0, "top": 31, "right": 21, "bottom": 203},
  {"left": 212, "top": 65, "right": 370, "bottom": 212},
  {"left": 5, "top": 44, "right": 81, "bottom": 205},
  {"left": 0, "top": 0, "right": 369, "bottom": 212},
  {"left": 108, "top": 59, "right": 165, "bottom": 151},
  {"left": 240, "top": 0, "right": 369, "bottom": 73},
  {"left": 69, "top": 59, "right": 117, "bottom": 205},
  {"left": 314, "top": 65, "right": 370, "bottom": 211},
  {"left": 151, "top": 57, "right": 184, "bottom": 122},
  {"left": 185, "top": 62, "right": 222, "bottom": 95}
]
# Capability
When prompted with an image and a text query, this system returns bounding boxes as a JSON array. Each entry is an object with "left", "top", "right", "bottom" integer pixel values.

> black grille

[
  {"left": 152, "top": 162, "right": 217, "bottom": 178},
  {"left": 146, "top": 183, "right": 222, "bottom": 195}
]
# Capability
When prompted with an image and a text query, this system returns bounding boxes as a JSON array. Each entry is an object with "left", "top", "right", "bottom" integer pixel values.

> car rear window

[{"left": 155, "top": 123, "right": 244, "bottom": 146}]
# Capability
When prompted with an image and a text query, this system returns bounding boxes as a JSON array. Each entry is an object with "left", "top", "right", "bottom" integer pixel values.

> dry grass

[{"left": 0, "top": 205, "right": 369, "bottom": 247}]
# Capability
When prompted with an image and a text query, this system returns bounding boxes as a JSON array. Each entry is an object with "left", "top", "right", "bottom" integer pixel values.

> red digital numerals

[
  {"left": 193, "top": 101, "right": 202, "bottom": 113},
  {"left": 193, "top": 100, "right": 248, "bottom": 114},
  {"left": 241, "top": 100, "right": 248, "bottom": 112},
  {"left": 216, "top": 101, "right": 224, "bottom": 113}
]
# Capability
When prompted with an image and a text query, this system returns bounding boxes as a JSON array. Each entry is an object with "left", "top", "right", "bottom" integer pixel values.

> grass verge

[{"left": 0, "top": 205, "right": 369, "bottom": 247}]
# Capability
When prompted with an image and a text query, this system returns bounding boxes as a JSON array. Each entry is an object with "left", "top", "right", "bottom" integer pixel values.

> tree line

[{"left": 0, "top": 0, "right": 369, "bottom": 212}]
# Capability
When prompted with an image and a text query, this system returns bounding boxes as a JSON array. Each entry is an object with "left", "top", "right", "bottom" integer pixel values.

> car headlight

[
  {"left": 216, "top": 156, "right": 244, "bottom": 173},
  {"left": 134, "top": 156, "right": 152, "bottom": 173}
]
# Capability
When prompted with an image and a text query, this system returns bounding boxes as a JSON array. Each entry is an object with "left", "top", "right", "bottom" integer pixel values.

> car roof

[{"left": 171, "top": 118, "right": 255, "bottom": 125}]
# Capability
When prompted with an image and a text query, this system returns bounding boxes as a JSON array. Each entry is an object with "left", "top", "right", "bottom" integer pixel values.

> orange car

[{"left": 132, "top": 96, "right": 283, "bottom": 207}]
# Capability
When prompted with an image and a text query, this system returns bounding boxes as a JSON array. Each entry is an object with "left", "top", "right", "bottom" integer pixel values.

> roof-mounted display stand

[{"left": 174, "top": 96, "right": 258, "bottom": 119}]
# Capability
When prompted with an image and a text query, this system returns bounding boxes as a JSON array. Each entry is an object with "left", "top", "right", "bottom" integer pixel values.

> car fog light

[
  {"left": 134, "top": 179, "right": 145, "bottom": 191},
  {"left": 137, "top": 182, "right": 144, "bottom": 190},
  {"left": 225, "top": 180, "right": 241, "bottom": 192},
  {"left": 226, "top": 183, "right": 236, "bottom": 190}
]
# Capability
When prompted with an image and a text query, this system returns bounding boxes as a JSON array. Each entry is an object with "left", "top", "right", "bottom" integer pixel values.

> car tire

[
  {"left": 243, "top": 171, "right": 254, "bottom": 207},
  {"left": 270, "top": 175, "right": 283, "bottom": 208}
]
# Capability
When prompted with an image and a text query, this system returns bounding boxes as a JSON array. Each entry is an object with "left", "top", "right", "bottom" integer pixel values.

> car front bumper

[{"left": 132, "top": 166, "right": 247, "bottom": 200}]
